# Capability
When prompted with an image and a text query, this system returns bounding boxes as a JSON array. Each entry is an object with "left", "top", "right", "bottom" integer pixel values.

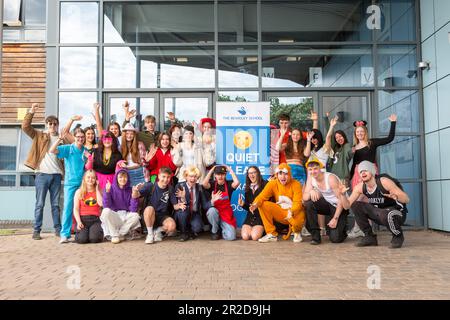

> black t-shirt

[
  {"left": 92, "top": 149, "right": 123, "bottom": 175},
  {"left": 205, "top": 178, "right": 236, "bottom": 198},
  {"left": 140, "top": 182, "right": 178, "bottom": 215}
]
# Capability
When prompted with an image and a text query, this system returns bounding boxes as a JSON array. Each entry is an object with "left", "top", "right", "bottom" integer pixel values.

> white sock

[{"left": 147, "top": 227, "right": 153, "bottom": 235}]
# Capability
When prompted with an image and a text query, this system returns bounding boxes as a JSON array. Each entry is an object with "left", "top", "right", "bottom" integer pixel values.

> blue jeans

[
  {"left": 175, "top": 210, "right": 204, "bottom": 234},
  {"left": 61, "top": 184, "right": 80, "bottom": 238},
  {"left": 128, "top": 167, "right": 145, "bottom": 186},
  {"left": 34, "top": 173, "right": 62, "bottom": 233},
  {"left": 206, "top": 207, "right": 236, "bottom": 241}
]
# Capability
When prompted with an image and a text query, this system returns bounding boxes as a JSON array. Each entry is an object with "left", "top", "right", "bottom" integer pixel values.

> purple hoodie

[{"left": 103, "top": 168, "right": 139, "bottom": 213}]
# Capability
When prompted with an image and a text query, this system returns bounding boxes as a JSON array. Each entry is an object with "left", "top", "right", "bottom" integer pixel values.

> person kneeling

[
  {"left": 339, "top": 161, "right": 409, "bottom": 249},
  {"left": 135, "top": 167, "right": 186, "bottom": 244},
  {"left": 74, "top": 170, "right": 104, "bottom": 244},
  {"left": 101, "top": 164, "right": 141, "bottom": 244},
  {"left": 250, "top": 163, "right": 305, "bottom": 243},
  {"left": 303, "top": 158, "right": 348, "bottom": 245},
  {"left": 174, "top": 166, "right": 210, "bottom": 242}
]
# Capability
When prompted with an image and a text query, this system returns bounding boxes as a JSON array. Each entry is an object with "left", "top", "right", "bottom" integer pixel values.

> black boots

[
  {"left": 355, "top": 234, "right": 378, "bottom": 247},
  {"left": 390, "top": 234, "right": 404, "bottom": 249}
]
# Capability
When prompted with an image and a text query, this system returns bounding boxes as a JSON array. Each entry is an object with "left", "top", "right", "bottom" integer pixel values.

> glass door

[
  {"left": 319, "top": 92, "right": 372, "bottom": 141},
  {"left": 159, "top": 93, "right": 213, "bottom": 130},
  {"left": 105, "top": 93, "right": 159, "bottom": 131}
]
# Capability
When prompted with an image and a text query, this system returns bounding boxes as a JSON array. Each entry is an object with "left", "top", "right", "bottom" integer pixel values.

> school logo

[
  {"left": 237, "top": 106, "right": 247, "bottom": 115},
  {"left": 233, "top": 130, "right": 253, "bottom": 150}
]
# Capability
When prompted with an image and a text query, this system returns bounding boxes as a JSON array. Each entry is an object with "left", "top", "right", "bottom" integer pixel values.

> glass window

[
  {"left": 17, "top": 130, "right": 34, "bottom": 172},
  {"left": 377, "top": 45, "right": 418, "bottom": 87},
  {"left": 218, "top": 91, "right": 259, "bottom": 102},
  {"left": 402, "top": 183, "right": 423, "bottom": 227},
  {"left": 20, "top": 175, "right": 35, "bottom": 186},
  {"left": 0, "top": 175, "right": 16, "bottom": 187},
  {"left": 24, "top": 29, "right": 46, "bottom": 41},
  {"left": 218, "top": 1, "right": 257, "bottom": 42},
  {"left": 3, "top": 0, "right": 21, "bottom": 24},
  {"left": 262, "top": 46, "right": 373, "bottom": 88},
  {"left": 0, "top": 128, "right": 18, "bottom": 171},
  {"left": 104, "top": 2, "right": 214, "bottom": 43},
  {"left": 378, "top": 90, "right": 419, "bottom": 134},
  {"left": 378, "top": 136, "right": 421, "bottom": 180},
  {"left": 219, "top": 46, "right": 258, "bottom": 88},
  {"left": 261, "top": 0, "right": 372, "bottom": 42},
  {"left": 59, "top": 47, "right": 98, "bottom": 89},
  {"left": 25, "top": 0, "right": 46, "bottom": 26},
  {"left": 3, "top": 29, "right": 21, "bottom": 41},
  {"left": 60, "top": 2, "right": 99, "bottom": 43},
  {"left": 58, "top": 92, "right": 98, "bottom": 130},
  {"left": 376, "top": 0, "right": 416, "bottom": 42},
  {"left": 267, "top": 96, "right": 314, "bottom": 131},
  {"left": 104, "top": 46, "right": 214, "bottom": 89}
]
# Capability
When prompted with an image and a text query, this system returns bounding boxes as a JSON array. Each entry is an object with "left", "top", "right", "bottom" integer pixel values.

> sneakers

[
  {"left": 258, "top": 233, "right": 278, "bottom": 243},
  {"left": 154, "top": 231, "right": 163, "bottom": 242},
  {"left": 347, "top": 225, "right": 365, "bottom": 239},
  {"left": 32, "top": 231, "right": 42, "bottom": 240},
  {"left": 310, "top": 239, "right": 321, "bottom": 245},
  {"left": 210, "top": 232, "right": 220, "bottom": 240},
  {"left": 301, "top": 227, "right": 311, "bottom": 237},
  {"left": 59, "top": 236, "right": 69, "bottom": 244},
  {"left": 145, "top": 233, "right": 154, "bottom": 244},
  {"left": 178, "top": 233, "right": 189, "bottom": 242},
  {"left": 355, "top": 234, "right": 378, "bottom": 247},
  {"left": 54, "top": 230, "right": 61, "bottom": 238},
  {"left": 390, "top": 234, "right": 404, "bottom": 249},
  {"left": 111, "top": 237, "right": 121, "bottom": 244},
  {"left": 293, "top": 232, "right": 303, "bottom": 243},
  {"left": 104, "top": 235, "right": 112, "bottom": 241},
  {"left": 320, "top": 227, "right": 327, "bottom": 236}
]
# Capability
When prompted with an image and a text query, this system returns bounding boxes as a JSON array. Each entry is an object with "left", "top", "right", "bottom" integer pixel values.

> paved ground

[{"left": 0, "top": 230, "right": 450, "bottom": 300}]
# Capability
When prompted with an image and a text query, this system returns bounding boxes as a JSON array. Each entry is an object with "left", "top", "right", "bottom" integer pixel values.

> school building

[{"left": 0, "top": 0, "right": 449, "bottom": 232}]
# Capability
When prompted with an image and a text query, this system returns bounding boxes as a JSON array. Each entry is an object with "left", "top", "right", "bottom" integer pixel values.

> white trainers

[
  {"left": 154, "top": 231, "right": 163, "bottom": 242},
  {"left": 301, "top": 226, "right": 311, "bottom": 237},
  {"left": 258, "top": 233, "right": 278, "bottom": 243},
  {"left": 59, "top": 236, "right": 69, "bottom": 244},
  {"left": 145, "top": 233, "right": 154, "bottom": 244},
  {"left": 111, "top": 237, "right": 121, "bottom": 244},
  {"left": 293, "top": 232, "right": 303, "bottom": 243},
  {"left": 347, "top": 226, "right": 365, "bottom": 239},
  {"left": 320, "top": 227, "right": 327, "bottom": 236}
]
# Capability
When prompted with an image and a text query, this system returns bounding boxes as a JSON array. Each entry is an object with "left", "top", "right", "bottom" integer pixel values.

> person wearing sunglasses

[
  {"left": 85, "top": 131, "right": 123, "bottom": 191},
  {"left": 73, "top": 170, "right": 104, "bottom": 244},
  {"left": 22, "top": 103, "right": 71, "bottom": 240},
  {"left": 250, "top": 163, "right": 305, "bottom": 243}
]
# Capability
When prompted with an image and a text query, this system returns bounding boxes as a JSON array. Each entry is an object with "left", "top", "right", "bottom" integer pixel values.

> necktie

[{"left": 189, "top": 186, "right": 194, "bottom": 213}]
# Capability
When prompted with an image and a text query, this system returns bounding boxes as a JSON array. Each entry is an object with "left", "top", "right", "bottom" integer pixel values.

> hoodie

[{"left": 103, "top": 167, "right": 139, "bottom": 213}]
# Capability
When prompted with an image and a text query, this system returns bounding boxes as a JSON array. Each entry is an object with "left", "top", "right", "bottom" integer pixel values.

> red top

[
  {"left": 147, "top": 148, "right": 177, "bottom": 176},
  {"left": 278, "top": 129, "right": 308, "bottom": 164},
  {"left": 79, "top": 191, "right": 101, "bottom": 217}
]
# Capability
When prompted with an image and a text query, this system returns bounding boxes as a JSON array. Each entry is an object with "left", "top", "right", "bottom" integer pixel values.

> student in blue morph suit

[{"left": 50, "top": 127, "right": 87, "bottom": 244}]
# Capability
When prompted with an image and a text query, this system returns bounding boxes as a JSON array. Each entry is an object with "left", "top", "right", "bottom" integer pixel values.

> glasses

[
  {"left": 75, "top": 135, "right": 85, "bottom": 139},
  {"left": 247, "top": 171, "right": 257, "bottom": 175},
  {"left": 47, "top": 122, "right": 58, "bottom": 126},
  {"left": 102, "top": 138, "right": 113, "bottom": 143}
]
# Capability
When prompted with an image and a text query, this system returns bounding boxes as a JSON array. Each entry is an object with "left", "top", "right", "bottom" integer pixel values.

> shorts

[{"left": 155, "top": 214, "right": 173, "bottom": 228}]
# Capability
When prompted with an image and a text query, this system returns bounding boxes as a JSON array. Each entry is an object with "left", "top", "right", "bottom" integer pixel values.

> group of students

[{"left": 23, "top": 101, "right": 409, "bottom": 249}]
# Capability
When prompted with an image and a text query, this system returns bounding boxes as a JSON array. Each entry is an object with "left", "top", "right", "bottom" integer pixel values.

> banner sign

[{"left": 216, "top": 102, "right": 271, "bottom": 227}]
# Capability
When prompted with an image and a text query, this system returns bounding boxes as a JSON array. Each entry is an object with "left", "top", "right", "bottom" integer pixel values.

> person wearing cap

[
  {"left": 347, "top": 114, "right": 397, "bottom": 239},
  {"left": 121, "top": 123, "right": 148, "bottom": 186},
  {"left": 171, "top": 125, "right": 206, "bottom": 183},
  {"left": 339, "top": 161, "right": 409, "bottom": 249},
  {"left": 250, "top": 163, "right": 305, "bottom": 243},
  {"left": 202, "top": 165, "right": 240, "bottom": 240},
  {"left": 303, "top": 158, "right": 349, "bottom": 245}
]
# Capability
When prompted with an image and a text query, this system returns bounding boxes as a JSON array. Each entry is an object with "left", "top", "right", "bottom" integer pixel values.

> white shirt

[{"left": 38, "top": 135, "right": 63, "bottom": 175}]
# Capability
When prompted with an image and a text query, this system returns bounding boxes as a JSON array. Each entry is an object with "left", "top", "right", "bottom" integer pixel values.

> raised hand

[
  {"left": 145, "top": 145, "right": 158, "bottom": 162},
  {"left": 175, "top": 187, "right": 186, "bottom": 199},
  {"left": 167, "top": 112, "right": 176, "bottom": 122},
  {"left": 71, "top": 115, "right": 83, "bottom": 121},
  {"left": 338, "top": 181, "right": 349, "bottom": 195},
  {"left": 279, "top": 127, "right": 287, "bottom": 138},
  {"left": 330, "top": 115, "right": 339, "bottom": 127},
  {"left": 238, "top": 194, "right": 245, "bottom": 207},
  {"left": 58, "top": 131, "right": 67, "bottom": 141},
  {"left": 309, "top": 111, "right": 318, "bottom": 121},
  {"left": 211, "top": 190, "right": 223, "bottom": 204},
  {"left": 307, "top": 131, "right": 315, "bottom": 141},
  {"left": 381, "top": 192, "right": 399, "bottom": 201},
  {"left": 105, "top": 180, "right": 112, "bottom": 193},
  {"left": 388, "top": 114, "right": 397, "bottom": 122},
  {"left": 30, "top": 103, "right": 39, "bottom": 114}
]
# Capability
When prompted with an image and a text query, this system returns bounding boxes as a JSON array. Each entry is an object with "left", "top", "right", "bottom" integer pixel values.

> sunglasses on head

[{"left": 275, "top": 168, "right": 289, "bottom": 174}]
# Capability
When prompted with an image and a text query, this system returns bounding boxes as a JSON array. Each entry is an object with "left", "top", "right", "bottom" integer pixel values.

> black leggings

[
  {"left": 304, "top": 198, "right": 348, "bottom": 243},
  {"left": 352, "top": 201, "right": 406, "bottom": 237},
  {"left": 75, "top": 215, "right": 104, "bottom": 244}
]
